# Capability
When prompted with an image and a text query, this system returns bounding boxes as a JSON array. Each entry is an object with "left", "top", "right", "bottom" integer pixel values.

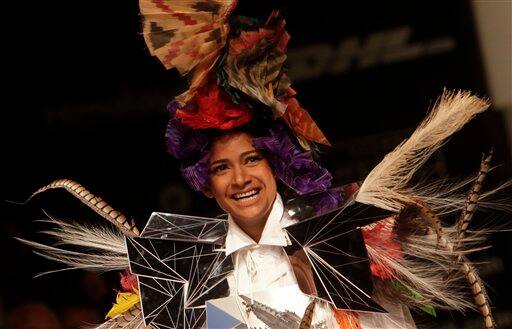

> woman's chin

[{"left": 232, "top": 208, "right": 266, "bottom": 225}]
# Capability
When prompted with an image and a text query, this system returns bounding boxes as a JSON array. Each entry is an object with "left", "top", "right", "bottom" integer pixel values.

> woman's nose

[{"left": 232, "top": 166, "right": 251, "bottom": 188}]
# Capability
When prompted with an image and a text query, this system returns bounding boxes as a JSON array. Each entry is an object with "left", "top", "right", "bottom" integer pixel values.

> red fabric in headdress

[{"left": 176, "top": 82, "right": 252, "bottom": 130}]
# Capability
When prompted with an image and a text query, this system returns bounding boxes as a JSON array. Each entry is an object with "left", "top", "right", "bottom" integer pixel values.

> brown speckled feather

[
  {"left": 417, "top": 197, "right": 495, "bottom": 328},
  {"left": 94, "top": 302, "right": 149, "bottom": 329},
  {"left": 30, "top": 179, "right": 139, "bottom": 237},
  {"left": 456, "top": 150, "right": 493, "bottom": 245},
  {"left": 299, "top": 299, "right": 316, "bottom": 329}
]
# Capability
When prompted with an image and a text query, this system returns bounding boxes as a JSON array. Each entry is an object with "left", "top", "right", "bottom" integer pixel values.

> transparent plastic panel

[
  {"left": 284, "top": 191, "right": 390, "bottom": 312},
  {"left": 126, "top": 237, "right": 233, "bottom": 327},
  {"left": 141, "top": 212, "right": 228, "bottom": 243}
]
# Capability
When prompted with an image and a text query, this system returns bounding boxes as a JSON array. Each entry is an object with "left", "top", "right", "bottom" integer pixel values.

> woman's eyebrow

[
  {"left": 210, "top": 150, "right": 259, "bottom": 166},
  {"left": 209, "top": 159, "right": 228, "bottom": 166},
  {"left": 240, "top": 150, "right": 259, "bottom": 158}
]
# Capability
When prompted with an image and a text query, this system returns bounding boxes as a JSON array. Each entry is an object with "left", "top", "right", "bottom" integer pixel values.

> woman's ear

[{"left": 202, "top": 188, "right": 213, "bottom": 198}]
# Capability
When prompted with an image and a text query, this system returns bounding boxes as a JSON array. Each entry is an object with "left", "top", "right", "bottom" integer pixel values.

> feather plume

[
  {"left": 299, "top": 300, "right": 316, "bottom": 329},
  {"left": 26, "top": 179, "right": 139, "bottom": 236},
  {"left": 364, "top": 175, "right": 500, "bottom": 328},
  {"left": 404, "top": 172, "right": 512, "bottom": 216},
  {"left": 457, "top": 150, "right": 493, "bottom": 243},
  {"left": 225, "top": 10, "right": 291, "bottom": 116},
  {"left": 89, "top": 303, "right": 148, "bottom": 329},
  {"left": 361, "top": 139, "right": 510, "bottom": 329},
  {"left": 17, "top": 217, "right": 128, "bottom": 276},
  {"left": 365, "top": 214, "right": 488, "bottom": 312},
  {"left": 224, "top": 11, "right": 330, "bottom": 146},
  {"left": 355, "top": 90, "right": 490, "bottom": 211}
]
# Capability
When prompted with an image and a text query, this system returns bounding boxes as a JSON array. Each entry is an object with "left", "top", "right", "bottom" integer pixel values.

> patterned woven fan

[
  {"left": 140, "top": 0, "right": 237, "bottom": 104},
  {"left": 224, "top": 11, "right": 330, "bottom": 146}
]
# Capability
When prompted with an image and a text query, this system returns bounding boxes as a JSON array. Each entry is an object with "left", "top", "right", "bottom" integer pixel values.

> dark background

[{"left": 2, "top": 1, "right": 511, "bottom": 328}]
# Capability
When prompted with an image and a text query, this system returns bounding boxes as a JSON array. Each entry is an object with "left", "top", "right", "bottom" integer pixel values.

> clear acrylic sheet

[
  {"left": 126, "top": 236, "right": 233, "bottom": 328},
  {"left": 283, "top": 187, "right": 390, "bottom": 312},
  {"left": 141, "top": 212, "right": 228, "bottom": 243},
  {"left": 126, "top": 185, "right": 390, "bottom": 328}
]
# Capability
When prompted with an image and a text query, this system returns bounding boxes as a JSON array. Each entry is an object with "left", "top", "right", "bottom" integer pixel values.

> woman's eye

[
  {"left": 246, "top": 155, "right": 263, "bottom": 164},
  {"left": 210, "top": 164, "right": 228, "bottom": 174}
]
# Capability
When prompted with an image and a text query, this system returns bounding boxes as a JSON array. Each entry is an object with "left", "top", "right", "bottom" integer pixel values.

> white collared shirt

[
  {"left": 225, "top": 194, "right": 297, "bottom": 295},
  {"left": 224, "top": 194, "right": 339, "bottom": 328}
]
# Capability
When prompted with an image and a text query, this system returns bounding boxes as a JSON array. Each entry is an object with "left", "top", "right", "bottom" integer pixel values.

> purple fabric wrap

[
  {"left": 180, "top": 152, "right": 211, "bottom": 192},
  {"left": 166, "top": 103, "right": 337, "bottom": 197},
  {"left": 313, "top": 189, "right": 343, "bottom": 214},
  {"left": 165, "top": 101, "right": 209, "bottom": 161},
  {"left": 166, "top": 100, "right": 211, "bottom": 191},
  {"left": 252, "top": 124, "right": 333, "bottom": 195}
]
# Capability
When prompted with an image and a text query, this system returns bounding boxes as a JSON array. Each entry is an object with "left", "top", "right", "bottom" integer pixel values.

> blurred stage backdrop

[{"left": 2, "top": 1, "right": 511, "bottom": 328}]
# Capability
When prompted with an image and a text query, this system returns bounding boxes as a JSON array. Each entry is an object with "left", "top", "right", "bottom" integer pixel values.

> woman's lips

[
  {"left": 232, "top": 188, "right": 260, "bottom": 200},
  {"left": 231, "top": 188, "right": 261, "bottom": 206}
]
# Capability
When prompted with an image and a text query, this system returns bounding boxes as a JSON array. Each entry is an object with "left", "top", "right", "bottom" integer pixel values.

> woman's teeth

[{"left": 233, "top": 189, "right": 260, "bottom": 200}]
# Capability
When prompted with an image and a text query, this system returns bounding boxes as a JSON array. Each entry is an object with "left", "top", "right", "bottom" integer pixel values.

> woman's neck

[
  {"left": 239, "top": 220, "right": 266, "bottom": 243},
  {"left": 230, "top": 194, "right": 278, "bottom": 243},
  {"left": 233, "top": 206, "right": 273, "bottom": 243}
]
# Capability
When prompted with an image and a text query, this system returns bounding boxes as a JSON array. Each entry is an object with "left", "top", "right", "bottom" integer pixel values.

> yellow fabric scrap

[{"left": 106, "top": 291, "right": 140, "bottom": 319}]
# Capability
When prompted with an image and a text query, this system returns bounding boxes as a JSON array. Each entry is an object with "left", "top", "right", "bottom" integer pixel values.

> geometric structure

[
  {"left": 284, "top": 188, "right": 389, "bottom": 312},
  {"left": 138, "top": 212, "right": 228, "bottom": 242},
  {"left": 126, "top": 186, "right": 388, "bottom": 328},
  {"left": 126, "top": 213, "right": 233, "bottom": 329}
]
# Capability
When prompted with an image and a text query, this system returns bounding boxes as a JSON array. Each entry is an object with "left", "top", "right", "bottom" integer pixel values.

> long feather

[
  {"left": 437, "top": 229, "right": 495, "bottom": 328},
  {"left": 425, "top": 198, "right": 495, "bottom": 329},
  {"left": 355, "top": 90, "right": 490, "bottom": 211},
  {"left": 365, "top": 215, "right": 480, "bottom": 311},
  {"left": 17, "top": 217, "right": 128, "bottom": 276},
  {"left": 365, "top": 202, "right": 496, "bottom": 327},
  {"left": 457, "top": 150, "right": 493, "bottom": 243},
  {"left": 405, "top": 173, "right": 512, "bottom": 216},
  {"left": 88, "top": 303, "right": 148, "bottom": 329},
  {"left": 30, "top": 179, "right": 139, "bottom": 236},
  {"left": 27, "top": 179, "right": 140, "bottom": 236},
  {"left": 453, "top": 151, "right": 496, "bottom": 328},
  {"left": 299, "top": 300, "right": 316, "bottom": 329}
]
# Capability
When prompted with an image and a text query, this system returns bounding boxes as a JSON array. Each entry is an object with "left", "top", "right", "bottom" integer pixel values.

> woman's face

[{"left": 205, "top": 132, "right": 277, "bottom": 231}]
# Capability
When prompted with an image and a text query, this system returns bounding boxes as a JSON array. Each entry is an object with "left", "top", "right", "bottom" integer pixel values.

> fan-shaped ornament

[{"left": 140, "top": 0, "right": 238, "bottom": 104}]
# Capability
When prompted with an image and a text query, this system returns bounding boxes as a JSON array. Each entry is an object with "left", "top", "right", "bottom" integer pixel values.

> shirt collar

[{"left": 224, "top": 194, "right": 289, "bottom": 256}]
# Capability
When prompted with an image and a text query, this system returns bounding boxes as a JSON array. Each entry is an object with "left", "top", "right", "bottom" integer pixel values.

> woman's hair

[{"left": 165, "top": 100, "right": 340, "bottom": 205}]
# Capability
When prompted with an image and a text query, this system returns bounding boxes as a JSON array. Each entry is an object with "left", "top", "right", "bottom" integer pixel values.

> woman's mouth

[{"left": 232, "top": 188, "right": 261, "bottom": 201}]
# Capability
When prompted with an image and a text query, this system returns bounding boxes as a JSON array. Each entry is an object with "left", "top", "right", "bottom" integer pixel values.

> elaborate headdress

[{"left": 142, "top": 1, "right": 336, "bottom": 197}]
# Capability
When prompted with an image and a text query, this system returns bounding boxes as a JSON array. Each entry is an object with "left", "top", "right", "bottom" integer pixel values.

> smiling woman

[
  {"left": 206, "top": 132, "right": 277, "bottom": 242},
  {"left": 162, "top": 81, "right": 354, "bottom": 327},
  {"left": 180, "top": 132, "right": 357, "bottom": 327}
]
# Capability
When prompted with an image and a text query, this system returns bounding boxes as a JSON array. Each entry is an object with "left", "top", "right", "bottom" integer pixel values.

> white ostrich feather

[
  {"left": 17, "top": 217, "right": 128, "bottom": 276},
  {"left": 409, "top": 173, "right": 512, "bottom": 216},
  {"left": 355, "top": 90, "right": 490, "bottom": 211}
]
